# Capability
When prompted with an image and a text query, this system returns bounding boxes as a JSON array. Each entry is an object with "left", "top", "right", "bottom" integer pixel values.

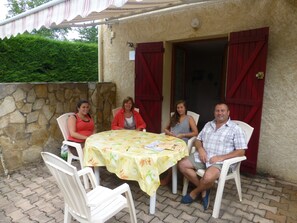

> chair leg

[
  {"left": 234, "top": 173, "right": 243, "bottom": 201},
  {"left": 64, "top": 205, "right": 71, "bottom": 223},
  {"left": 67, "top": 153, "right": 73, "bottom": 165},
  {"left": 212, "top": 178, "right": 226, "bottom": 218},
  {"left": 94, "top": 167, "right": 100, "bottom": 185},
  {"left": 172, "top": 165, "right": 177, "bottom": 194},
  {"left": 182, "top": 177, "right": 189, "bottom": 196},
  {"left": 124, "top": 187, "right": 137, "bottom": 223}
]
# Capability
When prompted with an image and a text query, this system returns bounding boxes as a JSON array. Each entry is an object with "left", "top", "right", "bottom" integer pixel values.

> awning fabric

[{"left": 0, "top": 0, "right": 200, "bottom": 39}]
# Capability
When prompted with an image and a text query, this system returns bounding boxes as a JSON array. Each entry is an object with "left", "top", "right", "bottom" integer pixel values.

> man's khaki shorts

[{"left": 188, "top": 153, "right": 223, "bottom": 171}]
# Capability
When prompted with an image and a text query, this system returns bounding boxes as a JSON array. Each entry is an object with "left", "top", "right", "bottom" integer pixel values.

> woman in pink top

[
  {"left": 67, "top": 99, "right": 95, "bottom": 154},
  {"left": 111, "top": 96, "right": 146, "bottom": 131}
]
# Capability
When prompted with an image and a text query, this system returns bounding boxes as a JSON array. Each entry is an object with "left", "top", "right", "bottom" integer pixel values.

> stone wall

[{"left": 0, "top": 82, "right": 116, "bottom": 174}]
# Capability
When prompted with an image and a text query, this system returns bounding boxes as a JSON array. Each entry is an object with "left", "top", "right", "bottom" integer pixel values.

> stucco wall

[{"left": 100, "top": 0, "right": 297, "bottom": 183}]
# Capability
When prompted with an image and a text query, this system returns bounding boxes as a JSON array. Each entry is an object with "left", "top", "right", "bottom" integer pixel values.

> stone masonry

[{"left": 0, "top": 82, "right": 116, "bottom": 175}]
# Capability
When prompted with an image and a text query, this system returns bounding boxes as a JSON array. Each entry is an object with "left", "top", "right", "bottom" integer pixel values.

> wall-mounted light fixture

[
  {"left": 127, "top": 42, "right": 135, "bottom": 48},
  {"left": 191, "top": 18, "right": 200, "bottom": 30},
  {"left": 127, "top": 42, "right": 136, "bottom": 60}
]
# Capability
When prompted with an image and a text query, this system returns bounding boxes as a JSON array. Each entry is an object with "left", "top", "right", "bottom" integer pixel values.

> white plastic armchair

[
  {"left": 182, "top": 120, "right": 254, "bottom": 218},
  {"left": 41, "top": 152, "right": 137, "bottom": 223},
  {"left": 57, "top": 112, "right": 88, "bottom": 188},
  {"left": 170, "top": 111, "right": 200, "bottom": 194}
]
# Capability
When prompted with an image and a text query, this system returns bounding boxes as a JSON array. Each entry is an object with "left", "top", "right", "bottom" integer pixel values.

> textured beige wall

[{"left": 100, "top": 0, "right": 297, "bottom": 183}]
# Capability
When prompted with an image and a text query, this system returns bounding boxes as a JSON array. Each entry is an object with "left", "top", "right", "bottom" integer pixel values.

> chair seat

[{"left": 86, "top": 186, "right": 127, "bottom": 222}]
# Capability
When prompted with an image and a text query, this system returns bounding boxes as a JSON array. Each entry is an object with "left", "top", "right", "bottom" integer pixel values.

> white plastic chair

[
  {"left": 57, "top": 112, "right": 89, "bottom": 188},
  {"left": 182, "top": 120, "right": 254, "bottom": 218},
  {"left": 169, "top": 111, "right": 200, "bottom": 194},
  {"left": 41, "top": 152, "right": 137, "bottom": 223}
]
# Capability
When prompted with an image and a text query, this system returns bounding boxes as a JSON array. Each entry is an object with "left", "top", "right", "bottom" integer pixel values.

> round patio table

[{"left": 84, "top": 130, "right": 188, "bottom": 214}]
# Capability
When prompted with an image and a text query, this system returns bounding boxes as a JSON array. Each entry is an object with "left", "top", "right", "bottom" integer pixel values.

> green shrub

[{"left": 0, "top": 35, "right": 98, "bottom": 82}]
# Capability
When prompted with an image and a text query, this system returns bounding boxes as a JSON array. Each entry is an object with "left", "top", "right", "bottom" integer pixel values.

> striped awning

[{"left": 0, "top": 0, "right": 206, "bottom": 39}]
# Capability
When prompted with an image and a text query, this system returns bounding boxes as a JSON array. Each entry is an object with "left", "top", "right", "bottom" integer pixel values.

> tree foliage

[
  {"left": 7, "top": 0, "right": 48, "bottom": 15},
  {"left": 75, "top": 27, "right": 98, "bottom": 43}
]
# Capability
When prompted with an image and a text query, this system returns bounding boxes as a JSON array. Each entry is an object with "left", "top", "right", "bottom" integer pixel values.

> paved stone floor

[{"left": 0, "top": 161, "right": 297, "bottom": 223}]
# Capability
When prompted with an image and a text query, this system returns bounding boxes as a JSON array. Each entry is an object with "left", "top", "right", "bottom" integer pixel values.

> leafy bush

[{"left": 0, "top": 35, "right": 98, "bottom": 82}]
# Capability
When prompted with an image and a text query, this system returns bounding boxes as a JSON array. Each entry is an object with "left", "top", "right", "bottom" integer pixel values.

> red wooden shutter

[
  {"left": 226, "top": 27, "right": 269, "bottom": 174},
  {"left": 135, "top": 42, "right": 164, "bottom": 133}
]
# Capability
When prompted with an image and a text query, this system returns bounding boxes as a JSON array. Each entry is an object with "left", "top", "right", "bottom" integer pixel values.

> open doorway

[{"left": 172, "top": 38, "right": 228, "bottom": 130}]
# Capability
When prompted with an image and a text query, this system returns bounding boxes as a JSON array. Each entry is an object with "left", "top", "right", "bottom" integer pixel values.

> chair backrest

[
  {"left": 41, "top": 152, "right": 90, "bottom": 220},
  {"left": 187, "top": 111, "right": 200, "bottom": 125},
  {"left": 233, "top": 120, "right": 254, "bottom": 143},
  {"left": 57, "top": 112, "right": 75, "bottom": 140},
  {"left": 170, "top": 111, "right": 200, "bottom": 125},
  {"left": 112, "top": 107, "right": 140, "bottom": 117}
]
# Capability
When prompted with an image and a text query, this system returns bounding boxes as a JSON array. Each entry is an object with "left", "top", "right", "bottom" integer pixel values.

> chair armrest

[
  {"left": 87, "top": 183, "right": 132, "bottom": 207},
  {"left": 77, "top": 167, "right": 98, "bottom": 188},
  {"left": 220, "top": 156, "right": 246, "bottom": 177},
  {"left": 62, "top": 140, "right": 83, "bottom": 158},
  {"left": 62, "top": 140, "right": 81, "bottom": 149},
  {"left": 197, "top": 156, "right": 247, "bottom": 178},
  {"left": 187, "top": 137, "right": 196, "bottom": 153},
  {"left": 222, "top": 156, "right": 246, "bottom": 167}
]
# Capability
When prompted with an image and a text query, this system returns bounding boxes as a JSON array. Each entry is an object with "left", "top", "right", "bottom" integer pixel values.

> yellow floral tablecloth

[{"left": 84, "top": 130, "right": 188, "bottom": 196}]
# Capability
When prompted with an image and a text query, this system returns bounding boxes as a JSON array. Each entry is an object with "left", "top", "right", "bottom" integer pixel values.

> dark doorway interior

[{"left": 172, "top": 38, "right": 228, "bottom": 130}]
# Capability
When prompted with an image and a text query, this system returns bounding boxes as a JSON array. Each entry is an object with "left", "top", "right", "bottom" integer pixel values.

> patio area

[{"left": 0, "top": 160, "right": 296, "bottom": 223}]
